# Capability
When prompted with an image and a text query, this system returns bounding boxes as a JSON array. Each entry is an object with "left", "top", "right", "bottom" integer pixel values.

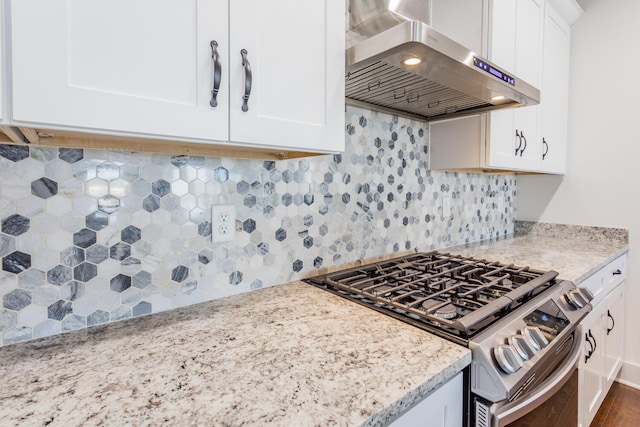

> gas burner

[
  {"left": 421, "top": 299, "right": 439, "bottom": 311},
  {"left": 421, "top": 300, "right": 459, "bottom": 320},
  {"left": 435, "top": 304, "right": 458, "bottom": 319},
  {"left": 373, "top": 285, "right": 393, "bottom": 296},
  {"left": 498, "top": 279, "right": 514, "bottom": 288},
  {"left": 485, "top": 276, "right": 514, "bottom": 288}
]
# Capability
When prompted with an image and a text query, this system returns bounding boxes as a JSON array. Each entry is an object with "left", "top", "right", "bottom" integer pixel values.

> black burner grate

[{"left": 305, "top": 252, "right": 560, "bottom": 345}]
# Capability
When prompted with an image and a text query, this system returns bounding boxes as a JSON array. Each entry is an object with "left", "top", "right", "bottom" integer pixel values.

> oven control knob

[
  {"left": 565, "top": 289, "right": 588, "bottom": 308},
  {"left": 509, "top": 334, "right": 537, "bottom": 360},
  {"left": 577, "top": 286, "right": 594, "bottom": 302},
  {"left": 494, "top": 345, "right": 524, "bottom": 374},
  {"left": 565, "top": 287, "right": 593, "bottom": 309},
  {"left": 523, "top": 326, "right": 549, "bottom": 350}
]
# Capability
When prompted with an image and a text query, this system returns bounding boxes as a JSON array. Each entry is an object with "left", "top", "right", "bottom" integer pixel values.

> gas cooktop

[{"left": 304, "top": 251, "right": 562, "bottom": 345}]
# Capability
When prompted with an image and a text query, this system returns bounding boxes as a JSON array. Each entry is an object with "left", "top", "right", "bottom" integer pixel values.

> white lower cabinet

[
  {"left": 578, "top": 254, "right": 627, "bottom": 427},
  {"left": 389, "top": 372, "right": 463, "bottom": 427},
  {"left": 579, "top": 302, "right": 606, "bottom": 427},
  {"left": 603, "top": 284, "right": 625, "bottom": 391}
]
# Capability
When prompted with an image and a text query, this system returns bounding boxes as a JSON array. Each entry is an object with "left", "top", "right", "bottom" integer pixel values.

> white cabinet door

[
  {"left": 486, "top": 0, "right": 543, "bottom": 171},
  {"left": 488, "top": 0, "right": 516, "bottom": 72},
  {"left": 578, "top": 254, "right": 627, "bottom": 427},
  {"left": 579, "top": 305, "right": 605, "bottom": 427},
  {"left": 538, "top": 4, "right": 570, "bottom": 174},
  {"left": 603, "top": 284, "right": 625, "bottom": 389},
  {"left": 10, "top": 0, "right": 344, "bottom": 153},
  {"left": 430, "top": 0, "right": 549, "bottom": 173},
  {"left": 11, "top": 0, "right": 228, "bottom": 143},
  {"left": 428, "top": 0, "right": 486, "bottom": 170},
  {"left": 430, "top": 0, "right": 485, "bottom": 54},
  {"left": 228, "top": 0, "right": 344, "bottom": 152},
  {"left": 389, "top": 372, "right": 463, "bottom": 427}
]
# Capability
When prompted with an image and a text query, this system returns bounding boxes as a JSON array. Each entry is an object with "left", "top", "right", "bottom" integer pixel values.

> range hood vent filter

[{"left": 346, "top": 61, "right": 494, "bottom": 119}]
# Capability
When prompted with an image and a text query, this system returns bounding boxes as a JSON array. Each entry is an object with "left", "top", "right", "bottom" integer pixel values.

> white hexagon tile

[{"left": 0, "top": 106, "right": 516, "bottom": 346}]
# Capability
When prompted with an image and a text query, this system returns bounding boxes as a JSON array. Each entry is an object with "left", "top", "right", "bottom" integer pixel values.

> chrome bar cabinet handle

[
  {"left": 241, "top": 49, "right": 252, "bottom": 112},
  {"left": 210, "top": 41, "right": 222, "bottom": 108}
]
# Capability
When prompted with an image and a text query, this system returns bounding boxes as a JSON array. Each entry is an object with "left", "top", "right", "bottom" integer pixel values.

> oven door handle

[{"left": 491, "top": 329, "right": 583, "bottom": 427}]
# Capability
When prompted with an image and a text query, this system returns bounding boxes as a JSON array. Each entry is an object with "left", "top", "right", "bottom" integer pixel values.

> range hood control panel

[{"left": 473, "top": 58, "right": 515, "bottom": 86}]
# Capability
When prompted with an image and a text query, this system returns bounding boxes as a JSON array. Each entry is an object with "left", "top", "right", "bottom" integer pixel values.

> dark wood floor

[{"left": 592, "top": 382, "right": 640, "bottom": 426}]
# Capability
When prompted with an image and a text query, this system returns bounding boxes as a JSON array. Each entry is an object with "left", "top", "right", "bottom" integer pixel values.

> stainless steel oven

[
  {"left": 467, "top": 276, "right": 589, "bottom": 427},
  {"left": 472, "top": 320, "right": 583, "bottom": 427},
  {"left": 305, "top": 252, "right": 592, "bottom": 427}
]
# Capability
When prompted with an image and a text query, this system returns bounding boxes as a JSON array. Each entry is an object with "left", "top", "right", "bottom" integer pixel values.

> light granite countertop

[
  {"left": 0, "top": 222, "right": 628, "bottom": 426},
  {"left": 0, "top": 281, "right": 470, "bottom": 427},
  {"left": 444, "top": 221, "right": 629, "bottom": 284}
]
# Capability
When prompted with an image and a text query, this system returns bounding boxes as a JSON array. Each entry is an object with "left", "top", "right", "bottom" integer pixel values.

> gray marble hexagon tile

[{"left": 0, "top": 106, "right": 516, "bottom": 346}]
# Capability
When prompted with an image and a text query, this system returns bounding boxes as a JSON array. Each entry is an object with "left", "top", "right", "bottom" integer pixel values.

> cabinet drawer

[
  {"left": 578, "top": 254, "right": 627, "bottom": 308},
  {"left": 603, "top": 254, "right": 627, "bottom": 293},
  {"left": 579, "top": 269, "right": 604, "bottom": 307}
]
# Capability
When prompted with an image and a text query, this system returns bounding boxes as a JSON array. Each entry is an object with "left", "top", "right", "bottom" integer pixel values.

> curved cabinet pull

[
  {"left": 607, "top": 310, "right": 615, "bottom": 335},
  {"left": 519, "top": 131, "right": 527, "bottom": 156},
  {"left": 210, "top": 41, "right": 222, "bottom": 108},
  {"left": 584, "top": 331, "right": 594, "bottom": 363},
  {"left": 515, "top": 130, "right": 523, "bottom": 156},
  {"left": 588, "top": 329, "right": 597, "bottom": 352},
  {"left": 612, "top": 269, "right": 622, "bottom": 275},
  {"left": 240, "top": 49, "right": 252, "bottom": 112},
  {"left": 542, "top": 137, "right": 549, "bottom": 160}
]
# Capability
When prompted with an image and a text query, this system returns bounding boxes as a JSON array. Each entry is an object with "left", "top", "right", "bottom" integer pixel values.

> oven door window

[
  {"left": 506, "top": 369, "right": 578, "bottom": 427},
  {"left": 474, "top": 330, "right": 582, "bottom": 427}
]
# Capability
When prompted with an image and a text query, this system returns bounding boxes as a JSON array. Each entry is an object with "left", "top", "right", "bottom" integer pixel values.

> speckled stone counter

[
  {"left": 0, "top": 222, "right": 626, "bottom": 426},
  {"left": 445, "top": 221, "right": 629, "bottom": 284},
  {"left": 0, "top": 281, "right": 470, "bottom": 427}
]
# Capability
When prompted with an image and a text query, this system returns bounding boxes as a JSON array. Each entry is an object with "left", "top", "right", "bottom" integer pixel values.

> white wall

[{"left": 517, "top": 0, "right": 640, "bottom": 387}]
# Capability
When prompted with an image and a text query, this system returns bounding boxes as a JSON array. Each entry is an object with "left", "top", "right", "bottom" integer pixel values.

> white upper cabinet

[
  {"left": 538, "top": 4, "right": 571, "bottom": 173},
  {"left": 227, "top": 0, "right": 345, "bottom": 152},
  {"left": 11, "top": 0, "right": 229, "bottom": 141},
  {"left": 10, "top": 0, "right": 345, "bottom": 154},
  {"left": 430, "top": 0, "right": 485, "bottom": 54},
  {"left": 486, "top": 0, "right": 544, "bottom": 171},
  {"left": 429, "top": 0, "right": 581, "bottom": 174}
]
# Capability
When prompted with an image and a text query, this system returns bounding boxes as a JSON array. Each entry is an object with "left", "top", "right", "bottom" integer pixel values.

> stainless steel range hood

[{"left": 346, "top": 0, "right": 540, "bottom": 122}]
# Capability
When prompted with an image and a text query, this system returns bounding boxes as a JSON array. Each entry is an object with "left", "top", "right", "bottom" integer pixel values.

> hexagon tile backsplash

[{"left": 0, "top": 106, "right": 516, "bottom": 346}]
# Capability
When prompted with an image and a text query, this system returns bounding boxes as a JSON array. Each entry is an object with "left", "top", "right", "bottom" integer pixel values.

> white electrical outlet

[
  {"left": 212, "top": 204, "right": 236, "bottom": 243},
  {"left": 442, "top": 195, "right": 451, "bottom": 218},
  {"left": 498, "top": 196, "right": 505, "bottom": 214}
]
